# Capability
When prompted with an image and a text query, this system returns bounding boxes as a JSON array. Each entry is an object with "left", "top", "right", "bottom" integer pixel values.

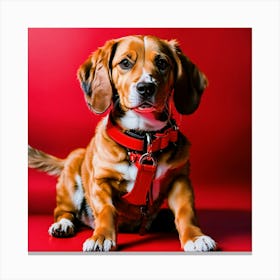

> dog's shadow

[{"left": 117, "top": 208, "right": 252, "bottom": 251}]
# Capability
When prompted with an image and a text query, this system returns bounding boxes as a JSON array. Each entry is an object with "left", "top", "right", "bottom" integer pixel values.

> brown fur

[{"left": 29, "top": 35, "right": 216, "bottom": 252}]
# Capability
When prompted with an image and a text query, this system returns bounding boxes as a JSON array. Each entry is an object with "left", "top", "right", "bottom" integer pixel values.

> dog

[{"left": 28, "top": 35, "right": 216, "bottom": 252}]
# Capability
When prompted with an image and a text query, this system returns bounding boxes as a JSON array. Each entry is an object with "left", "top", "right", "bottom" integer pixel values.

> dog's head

[{"left": 77, "top": 35, "right": 208, "bottom": 129}]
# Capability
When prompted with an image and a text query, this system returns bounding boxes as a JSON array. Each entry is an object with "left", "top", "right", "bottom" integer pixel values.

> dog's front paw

[
  {"left": 83, "top": 236, "right": 116, "bottom": 252},
  {"left": 48, "top": 218, "right": 75, "bottom": 237},
  {"left": 184, "top": 235, "right": 216, "bottom": 252}
]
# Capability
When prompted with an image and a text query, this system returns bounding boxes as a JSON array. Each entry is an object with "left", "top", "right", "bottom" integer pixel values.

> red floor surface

[
  {"left": 28, "top": 208, "right": 251, "bottom": 252},
  {"left": 28, "top": 171, "right": 251, "bottom": 253}
]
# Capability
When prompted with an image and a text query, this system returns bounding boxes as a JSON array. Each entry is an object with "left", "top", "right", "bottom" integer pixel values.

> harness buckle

[
  {"left": 140, "top": 133, "right": 157, "bottom": 166},
  {"left": 146, "top": 133, "right": 153, "bottom": 154}
]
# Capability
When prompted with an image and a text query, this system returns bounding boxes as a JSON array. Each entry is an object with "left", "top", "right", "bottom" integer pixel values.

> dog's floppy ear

[
  {"left": 77, "top": 40, "right": 116, "bottom": 114},
  {"left": 170, "top": 40, "right": 208, "bottom": 115}
]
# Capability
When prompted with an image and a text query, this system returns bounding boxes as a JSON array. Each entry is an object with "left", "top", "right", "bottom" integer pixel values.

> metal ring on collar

[{"left": 139, "top": 153, "right": 157, "bottom": 166}]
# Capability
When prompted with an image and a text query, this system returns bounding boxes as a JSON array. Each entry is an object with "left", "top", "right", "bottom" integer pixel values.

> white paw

[
  {"left": 184, "top": 236, "right": 216, "bottom": 252},
  {"left": 83, "top": 238, "right": 116, "bottom": 252},
  {"left": 48, "top": 218, "right": 75, "bottom": 237}
]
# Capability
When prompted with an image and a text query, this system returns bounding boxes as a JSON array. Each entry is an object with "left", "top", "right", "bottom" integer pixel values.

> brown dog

[{"left": 28, "top": 35, "right": 216, "bottom": 252}]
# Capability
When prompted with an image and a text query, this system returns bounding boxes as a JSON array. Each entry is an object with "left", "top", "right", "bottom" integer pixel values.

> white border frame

[{"left": 1, "top": 0, "right": 279, "bottom": 279}]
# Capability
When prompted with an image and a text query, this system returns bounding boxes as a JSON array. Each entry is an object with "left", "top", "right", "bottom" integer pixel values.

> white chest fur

[
  {"left": 115, "top": 162, "right": 138, "bottom": 192},
  {"left": 119, "top": 110, "right": 167, "bottom": 131},
  {"left": 115, "top": 161, "right": 170, "bottom": 198}
]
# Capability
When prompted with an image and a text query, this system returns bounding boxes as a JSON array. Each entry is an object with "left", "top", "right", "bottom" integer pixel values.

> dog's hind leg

[
  {"left": 48, "top": 149, "right": 86, "bottom": 238},
  {"left": 49, "top": 207, "right": 77, "bottom": 237}
]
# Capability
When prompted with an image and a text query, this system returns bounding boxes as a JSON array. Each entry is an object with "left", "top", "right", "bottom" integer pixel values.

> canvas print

[{"left": 28, "top": 28, "right": 251, "bottom": 252}]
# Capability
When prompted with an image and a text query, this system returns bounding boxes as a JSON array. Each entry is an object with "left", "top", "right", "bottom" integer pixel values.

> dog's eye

[
  {"left": 119, "top": 59, "right": 133, "bottom": 70},
  {"left": 156, "top": 57, "right": 169, "bottom": 72}
]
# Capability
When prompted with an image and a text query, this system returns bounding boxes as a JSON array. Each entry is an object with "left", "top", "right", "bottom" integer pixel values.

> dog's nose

[{"left": 136, "top": 82, "right": 156, "bottom": 96}]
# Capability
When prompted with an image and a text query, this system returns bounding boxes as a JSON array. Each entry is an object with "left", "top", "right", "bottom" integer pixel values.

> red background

[{"left": 28, "top": 28, "right": 251, "bottom": 252}]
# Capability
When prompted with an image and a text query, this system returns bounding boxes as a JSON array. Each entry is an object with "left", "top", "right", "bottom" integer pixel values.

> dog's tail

[{"left": 28, "top": 145, "right": 65, "bottom": 176}]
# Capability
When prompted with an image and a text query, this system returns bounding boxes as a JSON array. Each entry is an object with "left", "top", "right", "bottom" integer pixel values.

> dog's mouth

[{"left": 133, "top": 102, "right": 157, "bottom": 113}]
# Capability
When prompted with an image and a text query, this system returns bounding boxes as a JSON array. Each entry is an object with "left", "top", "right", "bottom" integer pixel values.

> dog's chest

[{"left": 115, "top": 161, "right": 170, "bottom": 199}]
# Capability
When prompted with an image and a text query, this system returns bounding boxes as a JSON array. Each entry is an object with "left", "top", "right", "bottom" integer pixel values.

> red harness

[{"left": 106, "top": 113, "right": 179, "bottom": 206}]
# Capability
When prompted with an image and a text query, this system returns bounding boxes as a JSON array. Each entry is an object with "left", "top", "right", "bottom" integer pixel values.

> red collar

[{"left": 106, "top": 113, "right": 179, "bottom": 154}]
